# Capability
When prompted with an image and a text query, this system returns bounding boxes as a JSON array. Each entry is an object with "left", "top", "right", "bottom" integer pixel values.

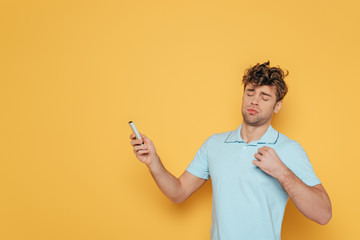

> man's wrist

[
  {"left": 275, "top": 166, "right": 293, "bottom": 184},
  {"left": 147, "top": 154, "right": 162, "bottom": 173}
]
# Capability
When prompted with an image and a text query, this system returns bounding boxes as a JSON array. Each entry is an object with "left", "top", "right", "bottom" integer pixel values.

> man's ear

[{"left": 274, "top": 100, "right": 282, "bottom": 113}]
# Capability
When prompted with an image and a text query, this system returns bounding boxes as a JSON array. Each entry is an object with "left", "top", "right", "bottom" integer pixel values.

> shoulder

[
  {"left": 199, "top": 129, "right": 235, "bottom": 149},
  {"left": 207, "top": 129, "right": 234, "bottom": 142},
  {"left": 276, "top": 132, "right": 306, "bottom": 154}
]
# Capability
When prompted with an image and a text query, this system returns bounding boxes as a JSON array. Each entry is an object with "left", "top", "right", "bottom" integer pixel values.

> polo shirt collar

[{"left": 224, "top": 124, "right": 279, "bottom": 144}]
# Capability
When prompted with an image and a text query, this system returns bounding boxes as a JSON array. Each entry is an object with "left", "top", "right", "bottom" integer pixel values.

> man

[{"left": 130, "top": 61, "right": 332, "bottom": 240}]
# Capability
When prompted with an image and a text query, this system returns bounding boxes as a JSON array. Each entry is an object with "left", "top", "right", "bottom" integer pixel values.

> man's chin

[
  {"left": 245, "top": 121, "right": 262, "bottom": 127},
  {"left": 243, "top": 116, "right": 267, "bottom": 127}
]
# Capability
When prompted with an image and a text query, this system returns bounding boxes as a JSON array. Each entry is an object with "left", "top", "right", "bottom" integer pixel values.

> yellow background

[{"left": 1, "top": 0, "right": 359, "bottom": 239}]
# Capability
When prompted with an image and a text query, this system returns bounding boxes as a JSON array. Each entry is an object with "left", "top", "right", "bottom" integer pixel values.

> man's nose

[{"left": 250, "top": 95, "right": 260, "bottom": 105}]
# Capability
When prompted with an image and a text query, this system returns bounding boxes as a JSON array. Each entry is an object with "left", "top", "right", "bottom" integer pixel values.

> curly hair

[{"left": 242, "top": 61, "right": 288, "bottom": 102}]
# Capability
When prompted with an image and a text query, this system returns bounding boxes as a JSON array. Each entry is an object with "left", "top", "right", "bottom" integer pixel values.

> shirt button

[{"left": 243, "top": 146, "right": 247, "bottom": 150}]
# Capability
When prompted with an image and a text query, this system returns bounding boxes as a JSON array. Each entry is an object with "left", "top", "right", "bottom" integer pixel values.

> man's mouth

[{"left": 247, "top": 108, "right": 259, "bottom": 114}]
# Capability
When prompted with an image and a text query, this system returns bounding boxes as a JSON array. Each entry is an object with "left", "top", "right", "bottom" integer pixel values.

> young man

[{"left": 130, "top": 61, "right": 332, "bottom": 240}]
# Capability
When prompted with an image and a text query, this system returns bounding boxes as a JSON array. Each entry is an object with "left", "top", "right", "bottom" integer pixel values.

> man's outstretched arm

[
  {"left": 253, "top": 146, "right": 332, "bottom": 225},
  {"left": 130, "top": 133, "right": 206, "bottom": 203}
]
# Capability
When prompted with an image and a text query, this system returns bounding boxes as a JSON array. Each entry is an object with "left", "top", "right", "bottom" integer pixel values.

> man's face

[{"left": 241, "top": 84, "right": 282, "bottom": 127}]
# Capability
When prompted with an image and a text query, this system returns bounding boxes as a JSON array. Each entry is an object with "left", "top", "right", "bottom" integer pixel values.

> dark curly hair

[{"left": 242, "top": 61, "right": 288, "bottom": 102}]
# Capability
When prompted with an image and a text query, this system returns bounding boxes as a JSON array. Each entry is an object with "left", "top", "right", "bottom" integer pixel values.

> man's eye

[
  {"left": 247, "top": 93, "right": 255, "bottom": 96},
  {"left": 262, "top": 97, "right": 269, "bottom": 101}
]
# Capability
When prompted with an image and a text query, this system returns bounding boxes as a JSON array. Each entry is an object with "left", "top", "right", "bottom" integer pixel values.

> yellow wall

[{"left": 1, "top": 0, "right": 359, "bottom": 239}]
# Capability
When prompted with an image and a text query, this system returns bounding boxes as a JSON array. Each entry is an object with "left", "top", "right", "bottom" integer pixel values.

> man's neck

[{"left": 240, "top": 122, "right": 271, "bottom": 144}]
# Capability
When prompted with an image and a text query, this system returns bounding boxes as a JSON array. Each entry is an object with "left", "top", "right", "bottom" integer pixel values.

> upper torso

[{"left": 186, "top": 125, "right": 321, "bottom": 240}]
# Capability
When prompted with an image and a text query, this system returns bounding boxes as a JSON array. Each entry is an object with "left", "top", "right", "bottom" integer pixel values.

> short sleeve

[
  {"left": 277, "top": 141, "right": 321, "bottom": 187},
  {"left": 186, "top": 137, "right": 210, "bottom": 180}
]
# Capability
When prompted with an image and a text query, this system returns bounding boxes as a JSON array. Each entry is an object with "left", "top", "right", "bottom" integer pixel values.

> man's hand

[
  {"left": 130, "top": 133, "right": 158, "bottom": 167},
  {"left": 253, "top": 146, "right": 290, "bottom": 179}
]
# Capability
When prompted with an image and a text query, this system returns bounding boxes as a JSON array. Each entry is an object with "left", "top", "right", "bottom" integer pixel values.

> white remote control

[{"left": 129, "top": 121, "right": 142, "bottom": 140}]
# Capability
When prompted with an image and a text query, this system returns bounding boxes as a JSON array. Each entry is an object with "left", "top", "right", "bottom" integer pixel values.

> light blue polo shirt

[{"left": 186, "top": 125, "right": 321, "bottom": 240}]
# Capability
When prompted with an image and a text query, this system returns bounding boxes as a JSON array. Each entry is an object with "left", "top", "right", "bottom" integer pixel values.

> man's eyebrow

[{"left": 246, "top": 88, "right": 255, "bottom": 92}]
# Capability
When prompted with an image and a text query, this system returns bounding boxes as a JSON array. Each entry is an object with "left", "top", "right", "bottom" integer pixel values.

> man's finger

[
  {"left": 134, "top": 144, "right": 147, "bottom": 151},
  {"left": 261, "top": 146, "right": 273, "bottom": 151},
  {"left": 139, "top": 133, "right": 148, "bottom": 140},
  {"left": 137, "top": 149, "right": 150, "bottom": 155},
  {"left": 254, "top": 153, "right": 263, "bottom": 161},
  {"left": 130, "top": 133, "right": 136, "bottom": 140},
  {"left": 257, "top": 147, "right": 268, "bottom": 155},
  {"left": 252, "top": 160, "right": 260, "bottom": 167},
  {"left": 131, "top": 139, "right": 144, "bottom": 146}
]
